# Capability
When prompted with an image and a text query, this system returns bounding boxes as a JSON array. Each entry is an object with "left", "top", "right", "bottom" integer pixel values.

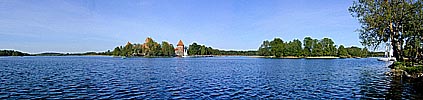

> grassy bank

[
  {"left": 390, "top": 62, "right": 423, "bottom": 78},
  {"left": 249, "top": 56, "right": 362, "bottom": 59}
]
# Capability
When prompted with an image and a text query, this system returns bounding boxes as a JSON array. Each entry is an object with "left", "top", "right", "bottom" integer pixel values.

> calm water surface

[{"left": 0, "top": 56, "right": 422, "bottom": 99}]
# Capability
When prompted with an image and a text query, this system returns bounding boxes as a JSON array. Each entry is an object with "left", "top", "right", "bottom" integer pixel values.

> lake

[{"left": 0, "top": 56, "right": 422, "bottom": 99}]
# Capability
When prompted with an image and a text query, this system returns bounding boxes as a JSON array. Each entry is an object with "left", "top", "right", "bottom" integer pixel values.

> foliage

[
  {"left": 258, "top": 40, "right": 271, "bottom": 56},
  {"left": 312, "top": 39, "right": 323, "bottom": 56},
  {"left": 337, "top": 45, "right": 349, "bottom": 57},
  {"left": 346, "top": 46, "right": 362, "bottom": 57},
  {"left": 161, "top": 41, "right": 175, "bottom": 56},
  {"left": 258, "top": 37, "right": 369, "bottom": 58},
  {"left": 321, "top": 38, "right": 337, "bottom": 56},
  {"left": 394, "top": 62, "right": 423, "bottom": 75},
  {"left": 403, "top": 66, "right": 423, "bottom": 74},
  {"left": 187, "top": 42, "right": 257, "bottom": 56},
  {"left": 112, "top": 37, "right": 174, "bottom": 57},
  {"left": 0, "top": 50, "right": 31, "bottom": 56},
  {"left": 287, "top": 39, "right": 303, "bottom": 57},
  {"left": 361, "top": 47, "right": 369, "bottom": 57},
  {"left": 270, "top": 38, "right": 284, "bottom": 57},
  {"left": 303, "top": 37, "right": 313, "bottom": 57},
  {"left": 188, "top": 43, "right": 199, "bottom": 55},
  {"left": 349, "top": 0, "right": 423, "bottom": 61},
  {"left": 143, "top": 38, "right": 162, "bottom": 56}
]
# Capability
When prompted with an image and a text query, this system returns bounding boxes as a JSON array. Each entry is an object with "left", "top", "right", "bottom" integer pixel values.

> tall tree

[
  {"left": 321, "top": 38, "right": 336, "bottom": 56},
  {"left": 338, "top": 45, "right": 349, "bottom": 57},
  {"left": 347, "top": 46, "right": 362, "bottom": 57},
  {"left": 291, "top": 39, "right": 303, "bottom": 57},
  {"left": 123, "top": 42, "right": 133, "bottom": 56},
  {"left": 270, "top": 38, "right": 284, "bottom": 57},
  {"left": 258, "top": 40, "right": 271, "bottom": 56},
  {"left": 113, "top": 47, "right": 121, "bottom": 56},
  {"left": 349, "top": 0, "right": 423, "bottom": 61},
  {"left": 200, "top": 46, "right": 207, "bottom": 55},
  {"left": 361, "top": 47, "right": 369, "bottom": 57},
  {"left": 188, "top": 43, "right": 200, "bottom": 55},
  {"left": 312, "top": 40, "right": 323, "bottom": 56},
  {"left": 143, "top": 37, "right": 161, "bottom": 56},
  {"left": 303, "top": 37, "right": 313, "bottom": 57},
  {"left": 161, "top": 41, "right": 175, "bottom": 56},
  {"left": 133, "top": 44, "right": 143, "bottom": 56}
]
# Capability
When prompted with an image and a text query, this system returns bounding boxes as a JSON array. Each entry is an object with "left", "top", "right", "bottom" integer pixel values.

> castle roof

[
  {"left": 177, "top": 40, "right": 184, "bottom": 46},
  {"left": 145, "top": 37, "right": 152, "bottom": 43}
]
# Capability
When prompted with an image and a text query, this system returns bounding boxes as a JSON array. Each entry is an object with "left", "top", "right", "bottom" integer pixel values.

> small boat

[
  {"left": 121, "top": 56, "right": 127, "bottom": 59},
  {"left": 377, "top": 57, "right": 396, "bottom": 61}
]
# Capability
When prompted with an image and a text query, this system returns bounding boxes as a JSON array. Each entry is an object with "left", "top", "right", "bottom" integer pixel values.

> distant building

[
  {"left": 175, "top": 40, "right": 185, "bottom": 56},
  {"left": 142, "top": 37, "right": 152, "bottom": 49}
]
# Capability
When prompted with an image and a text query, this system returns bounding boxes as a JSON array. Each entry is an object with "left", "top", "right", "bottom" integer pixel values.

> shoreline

[
  {"left": 248, "top": 56, "right": 360, "bottom": 59},
  {"left": 2, "top": 55, "right": 372, "bottom": 59},
  {"left": 387, "top": 62, "right": 423, "bottom": 79}
]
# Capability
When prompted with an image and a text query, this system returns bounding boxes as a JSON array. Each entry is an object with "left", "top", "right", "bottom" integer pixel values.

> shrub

[{"left": 403, "top": 66, "right": 423, "bottom": 74}]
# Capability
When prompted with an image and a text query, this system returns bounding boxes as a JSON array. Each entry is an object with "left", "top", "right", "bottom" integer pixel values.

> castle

[{"left": 175, "top": 40, "right": 186, "bottom": 56}]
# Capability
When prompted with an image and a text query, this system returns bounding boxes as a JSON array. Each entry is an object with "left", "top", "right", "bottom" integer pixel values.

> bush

[
  {"left": 393, "top": 62, "right": 406, "bottom": 69},
  {"left": 403, "top": 66, "right": 423, "bottom": 74}
]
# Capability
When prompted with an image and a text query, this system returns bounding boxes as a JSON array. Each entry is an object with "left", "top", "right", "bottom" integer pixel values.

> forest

[
  {"left": 257, "top": 37, "right": 369, "bottom": 58},
  {"left": 111, "top": 37, "right": 369, "bottom": 58},
  {"left": 0, "top": 50, "right": 31, "bottom": 56}
]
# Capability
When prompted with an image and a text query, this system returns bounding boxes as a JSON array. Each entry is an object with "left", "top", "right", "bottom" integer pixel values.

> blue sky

[{"left": 0, "top": 0, "right": 361, "bottom": 53}]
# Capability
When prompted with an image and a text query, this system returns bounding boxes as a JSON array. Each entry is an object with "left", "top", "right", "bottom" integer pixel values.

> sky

[{"left": 0, "top": 0, "right": 362, "bottom": 53}]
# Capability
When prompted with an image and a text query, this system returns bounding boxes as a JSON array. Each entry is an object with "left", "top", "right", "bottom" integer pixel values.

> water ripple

[{"left": 0, "top": 57, "right": 421, "bottom": 99}]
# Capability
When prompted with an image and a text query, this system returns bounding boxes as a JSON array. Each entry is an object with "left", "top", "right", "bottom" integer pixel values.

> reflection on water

[{"left": 0, "top": 56, "right": 421, "bottom": 99}]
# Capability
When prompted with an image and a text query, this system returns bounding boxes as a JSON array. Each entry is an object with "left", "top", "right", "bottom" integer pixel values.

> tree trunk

[
  {"left": 392, "top": 40, "right": 401, "bottom": 61},
  {"left": 390, "top": 31, "right": 402, "bottom": 61}
]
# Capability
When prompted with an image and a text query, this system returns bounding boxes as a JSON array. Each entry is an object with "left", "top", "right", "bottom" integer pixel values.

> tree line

[
  {"left": 112, "top": 37, "right": 175, "bottom": 57},
  {"left": 187, "top": 43, "right": 257, "bottom": 56},
  {"left": 33, "top": 51, "right": 113, "bottom": 56},
  {"left": 0, "top": 50, "right": 31, "bottom": 56},
  {"left": 258, "top": 37, "right": 369, "bottom": 58}
]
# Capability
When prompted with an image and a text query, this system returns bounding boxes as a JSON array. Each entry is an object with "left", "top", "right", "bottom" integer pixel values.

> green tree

[
  {"left": 258, "top": 40, "right": 271, "bottom": 56},
  {"left": 291, "top": 39, "right": 303, "bottom": 57},
  {"left": 123, "top": 42, "right": 133, "bottom": 56},
  {"left": 361, "top": 47, "right": 369, "bottom": 57},
  {"left": 119, "top": 46, "right": 125, "bottom": 56},
  {"left": 347, "top": 46, "right": 362, "bottom": 57},
  {"left": 143, "top": 37, "right": 161, "bottom": 56},
  {"left": 188, "top": 43, "right": 200, "bottom": 55},
  {"left": 200, "top": 45, "right": 207, "bottom": 55},
  {"left": 284, "top": 41, "right": 293, "bottom": 56},
  {"left": 0, "top": 50, "right": 29, "bottom": 56},
  {"left": 270, "top": 38, "right": 284, "bottom": 57},
  {"left": 349, "top": 0, "right": 423, "bottom": 61},
  {"left": 207, "top": 47, "right": 214, "bottom": 55},
  {"left": 154, "top": 43, "right": 162, "bottom": 56},
  {"left": 113, "top": 47, "right": 121, "bottom": 56},
  {"left": 303, "top": 37, "right": 313, "bottom": 57},
  {"left": 133, "top": 44, "right": 143, "bottom": 56},
  {"left": 312, "top": 40, "right": 323, "bottom": 56},
  {"left": 338, "top": 45, "right": 348, "bottom": 57},
  {"left": 161, "top": 41, "right": 175, "bottom": 56},
  {"left": 321, "top": 38, "right": 336, "bottom": 56},
  {"left": 11, "top": 52, "right": 19, "bottom": 56}
]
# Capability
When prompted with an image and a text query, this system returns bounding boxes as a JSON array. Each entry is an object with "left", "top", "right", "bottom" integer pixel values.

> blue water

[{"left": 0, "top": 56, "right": 421, "bottom": 99}]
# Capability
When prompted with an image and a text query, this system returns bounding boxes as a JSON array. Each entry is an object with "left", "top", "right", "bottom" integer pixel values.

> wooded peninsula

[
  {"left": 109, "top": 37, "right": 370, "bottom": 58},
  {"left": 1, "top": 36, "right": 372, "bottom": 58}
]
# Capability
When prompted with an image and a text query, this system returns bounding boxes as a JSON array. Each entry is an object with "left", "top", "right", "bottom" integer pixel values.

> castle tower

[{"left": 175, "top": 40, "right": 184, "bottom": 56}]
